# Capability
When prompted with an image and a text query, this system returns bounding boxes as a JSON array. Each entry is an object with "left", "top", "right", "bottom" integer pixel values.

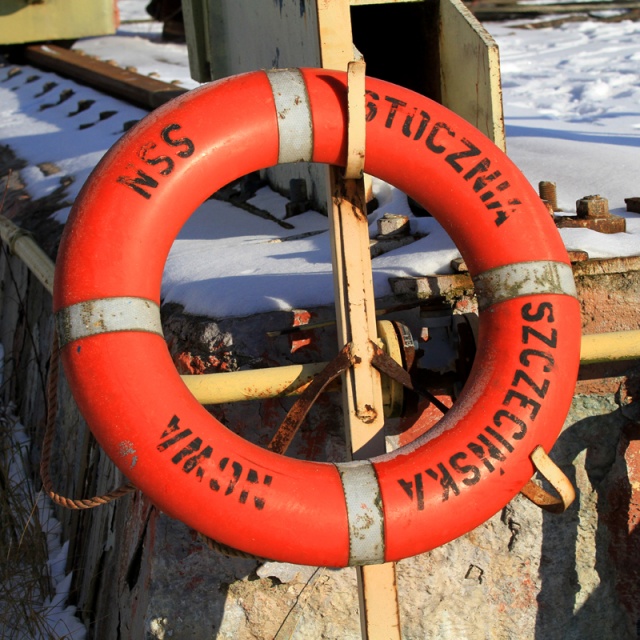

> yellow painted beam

[
  {"left": 180, "top": 330, "right": 640, "bottom": 404},
  {"left": 0, "top": 0, "right": 116, "bottom": 45},
  {"left": 580, "top": 330, "right": 640, "bottom": 365}
]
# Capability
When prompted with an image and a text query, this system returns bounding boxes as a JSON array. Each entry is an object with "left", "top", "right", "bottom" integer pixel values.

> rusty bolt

[
  {"left": 625, "top": 197, "right": 640, "bottom": 214},
  {"left": 576, "top": 194, "right": 609, "bottom": 219},
  {"left": 556, "top": 194, "right": 623, "bottom": 233},
  {"left": 539, "top": 181, "right": 558, "bottom": 212},
  {"left": 377, "top": 213, "right": 410, "bottom": 237}
]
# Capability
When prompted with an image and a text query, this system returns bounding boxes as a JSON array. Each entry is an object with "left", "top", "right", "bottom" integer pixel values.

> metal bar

[
  {"left": 2, "top": 213, "right": 639, "bottom": 387},
  {"left": 181, "top": 328, "right": 640, "bottom": 403},
  {"left": 184, "top": 362, "right": 327, "bottom": 404},
  {"left": 580, "top": 330, "right": 640, "bottom": 365}
]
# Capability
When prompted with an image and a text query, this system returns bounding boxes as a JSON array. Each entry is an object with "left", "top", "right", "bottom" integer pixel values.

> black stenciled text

[
  {"left": 157, "top": 415, "right": 272, "bottom": 510},
  {"left": 398, "top": 300, "right": 558, "bottom": 507},
  {"left": 117, "top": 123, "right": 195, "bottom": 199},
  {"left": 365, "top": 91, "right": 520, "bottom": 227}
]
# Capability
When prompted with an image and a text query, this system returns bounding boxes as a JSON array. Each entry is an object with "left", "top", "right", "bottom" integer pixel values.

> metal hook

[{"left": 520, "top": 445, "right": 575, "bottom": 513}]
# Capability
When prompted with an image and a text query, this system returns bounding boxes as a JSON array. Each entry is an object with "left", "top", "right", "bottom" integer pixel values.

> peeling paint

[
  {"left": 473, "top": 260, "right": 576, "bottom": 311},
  {"left": 336, "top": 461, "right": 385, "bottom": 565}
]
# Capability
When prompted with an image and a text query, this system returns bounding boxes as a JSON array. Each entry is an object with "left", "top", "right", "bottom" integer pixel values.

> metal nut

[
  {"left": 576, "top": 194, "right": 609, "bottom": 219},
  {"left": 556, "top": 194, "right": 624, "bottom": 233}
]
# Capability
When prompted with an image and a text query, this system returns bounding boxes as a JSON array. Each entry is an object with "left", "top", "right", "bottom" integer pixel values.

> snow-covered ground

[
  {"left": 0, "top": 3, "right": 638, "bottom": 319},
  {"left": 492, "top": 17, "right": 640, "bottom": 212}
]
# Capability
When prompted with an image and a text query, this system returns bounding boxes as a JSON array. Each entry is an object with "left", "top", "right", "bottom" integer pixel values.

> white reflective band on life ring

[
  {"left": 336, "top": 460, "right": 385, "bottom": 565},
  {"left": 267, "top": 69, "right": 313, "bottom": 164},
  {"left": 56, "top": 297, "right": 163, "bottom": 347},
  {"left": 473, "top": 261, "right": 577, "bottom": 312}
]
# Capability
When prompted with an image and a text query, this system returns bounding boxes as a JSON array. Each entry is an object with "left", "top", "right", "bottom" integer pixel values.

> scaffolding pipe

[
  {"left": 580, "top": 330, "right": 640, "bottom": 365},
  {"left": 183, "top": 329, "right": 640, "bottom": 403},
  {"left": 182, "top": 361, "right": 327, "bottom": 404},
  {"left": 1, "top": 214, "right": 639, "bottom": 404}
]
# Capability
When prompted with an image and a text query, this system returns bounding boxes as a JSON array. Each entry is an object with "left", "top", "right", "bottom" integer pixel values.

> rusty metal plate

[{"left": 555, "top": 215, "right": 626, "bottom": 234}]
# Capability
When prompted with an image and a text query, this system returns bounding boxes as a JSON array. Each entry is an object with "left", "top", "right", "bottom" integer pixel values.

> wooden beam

[
  {"left": 439, "top": 0, "right": 506, "bottom": 150},
  {"left": 24, "top": 45, "right": 186, "bottom": 110},
  {"left": 317, "top": 3, "right": 402, "bottom": 639}
]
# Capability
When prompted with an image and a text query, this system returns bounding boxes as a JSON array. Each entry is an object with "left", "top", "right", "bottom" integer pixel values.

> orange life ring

[{"left": 53, "top": 69, "right": 581, "bottom": 567}]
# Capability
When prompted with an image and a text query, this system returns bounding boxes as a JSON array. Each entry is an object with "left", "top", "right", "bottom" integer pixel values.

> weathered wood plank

[
  {"left": 24, "top": 44, "right": 187, "bottom": 110},
  {"left": 440, "top": 0, "right": 506, "bottom": 150}
]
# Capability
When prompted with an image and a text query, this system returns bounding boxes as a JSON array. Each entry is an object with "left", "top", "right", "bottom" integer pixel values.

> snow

[
  {"left": 492, "top": 18, "right": 640, "bottom": 210},
  {"left": 0, "top": 5, "right": 638, "bottom": 319},
  {"left": 490, "top": 17, "right": 640, "bottom": 258}
]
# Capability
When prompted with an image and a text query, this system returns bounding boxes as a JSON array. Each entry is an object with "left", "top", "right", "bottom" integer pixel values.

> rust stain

[
  {"left": 290, "top": 309, "right": 313, "bottom": 353},
  {"left": 356, "top": 404, "right": 377, "bottom": 424}
]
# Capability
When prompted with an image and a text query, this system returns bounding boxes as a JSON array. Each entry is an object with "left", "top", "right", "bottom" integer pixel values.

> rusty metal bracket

[
  {"left": 267, "top": 332, "right": 447, "bottom": 456},
  {"left": 520, "top": 445, "right": 575, "bottom": 513},
  {"left": 370, "top": 341, "right": 450, "bottom": 415},
  {"left": 555, "top": 194, "right": 626, "bottom": 234},
  {"left": 267, "top": 343, "right": 356, "bottom": 454}
]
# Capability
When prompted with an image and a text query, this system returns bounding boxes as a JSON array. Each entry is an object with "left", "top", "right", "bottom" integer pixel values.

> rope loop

[{"left": 40, "top": 330, "right": 135, "bottom": 510}]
